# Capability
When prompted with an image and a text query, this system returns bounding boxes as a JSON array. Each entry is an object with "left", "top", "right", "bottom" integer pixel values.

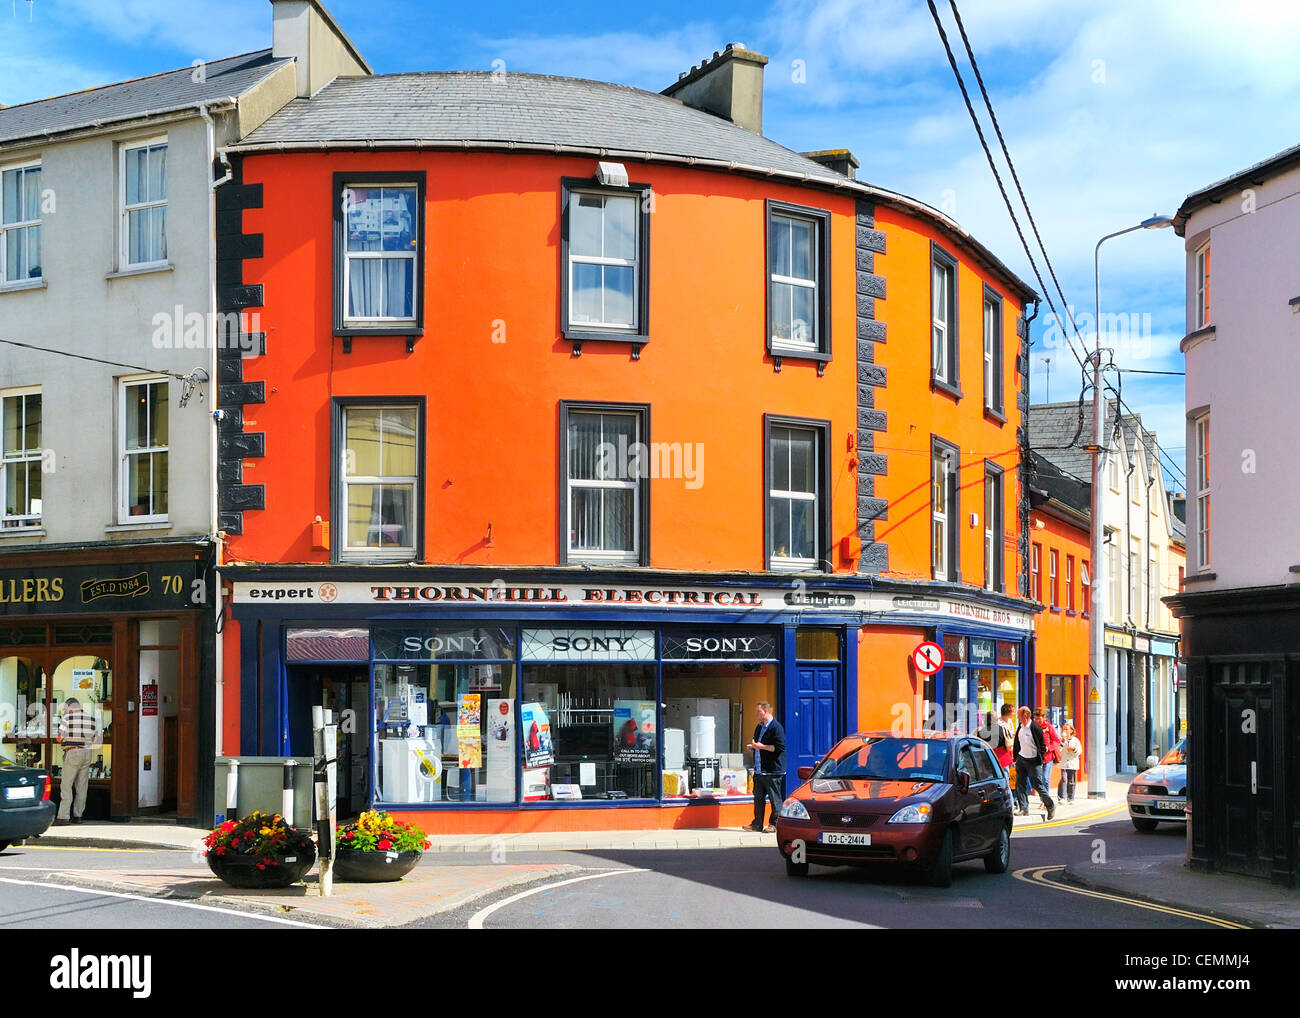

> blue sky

[{"left": 6, "top": 0, "right": 1300, "bottom": 492}]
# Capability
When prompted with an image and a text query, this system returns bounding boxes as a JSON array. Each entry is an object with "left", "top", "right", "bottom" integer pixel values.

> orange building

[
  {"left": 1026, "top": 452, "right": 1092, "bottom": 787},
  {"left": 212, "top": 45, "right": 1038, "bottom": 831}
]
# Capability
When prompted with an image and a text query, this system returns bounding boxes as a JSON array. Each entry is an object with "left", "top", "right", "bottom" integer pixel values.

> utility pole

[{"left": 1090, "top": 215, "right": 1172, "bottom": 797}]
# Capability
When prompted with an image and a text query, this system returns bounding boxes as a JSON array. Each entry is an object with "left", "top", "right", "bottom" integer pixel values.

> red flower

[
  {"left": 256, "top": 863, "right": 266, "bottom": 870},
  {"left": 377, "top": 839, "right": 392, "bottom": 851}
]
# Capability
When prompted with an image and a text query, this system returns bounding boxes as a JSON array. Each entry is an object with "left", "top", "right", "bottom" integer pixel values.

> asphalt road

[{"left": 429, "top": 811, "right": 1204, "bottom": 929}]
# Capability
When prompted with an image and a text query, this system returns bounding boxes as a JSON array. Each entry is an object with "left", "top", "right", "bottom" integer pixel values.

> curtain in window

[{"left": 568, "top": 412, "right": 635, "bottom": 553}]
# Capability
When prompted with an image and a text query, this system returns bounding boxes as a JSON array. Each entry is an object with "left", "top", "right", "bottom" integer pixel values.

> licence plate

[
  {"left": 1155, "top": 800, "right": 1184, "bottom": 811},
  {"left": 4, "top": 786, "right": 36, "bottom": 801},
  {"left": 820, "top": 832, "right": 871, "bottom": 846}
]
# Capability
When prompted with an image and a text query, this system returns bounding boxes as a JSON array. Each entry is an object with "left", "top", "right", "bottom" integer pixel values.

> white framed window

[
  {"left": 339, "top": 404, "right": 419, "bottom": 559},
  {"left": 932, "top": 441, "right": 958, "bottom": 580},
  {"left": 567, "top": 189, "right": 640, "bottom": 331},
  {"left": 1107, "top": 448, "right": 1120, "bottom": 491},
  {"left": 982, "top": 291, "right": 1003, "bottom": 414},
  {"left": 120, "top": 138, "right": 168, "bottom": 269},
  {"left": 931, "top": 247, "right": 959, "bottom": 388},
  {"left": 1195, "top": 244, "right": 1210, "bottom": 330},
  {"left": 1107, "top": 533, "right": 1120, "bottom": 622},
  {"left": 0, "top": 387, "right": 41, "bottom": 529},
  {"left": 1031, "top": 542, "right": 1041, "bottom": 601},
  {"left": 1049, "top": 548, "right": 1059, "bottom": 607},
  {"left": 983, "top": 465, "right": 1002, "bottom": 591},
  {"left": 1065, "top": 555, "right": 1075, "bottom": 611},
  {"left": 119, "top": 376, "right": 168, "bottom": 522},
  {"left": 1081, "top": 560, "right": 1091, "bottom": 615},
  {"left": 1195, "top": 414, "right": 1211, "bottom": 569},
  {"left": 565, "top": 406, "right": 645, "bottom": 565},
  {"left": 1, "top": 161, "right": 42, "bottom": 284},
  {"left": 1129, "top": 549, "right": 1141, "bottom": 622},
  {"left": 769, "top": 212, "right": 818, "bottom": 350},
  {"left": 342, "top": 183, "right": 418, "bottom": 323},
  {"left": 768, "top": 423, "right": 822, "bottom": 571}
]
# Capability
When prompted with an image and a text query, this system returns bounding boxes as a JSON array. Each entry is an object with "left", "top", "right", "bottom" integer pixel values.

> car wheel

[
  {"left": 0, "top": 841, "right": 10, "bottom": 853},
  {"left": 1131, "top": 816, "right": 1159, "bottom": 833},
  {"left": 926, "top": 830, "right": 954, "bottom": 888},
  {"left": 785, "top": 856, "right": 809, "bottom": 878},
  {"left": 984, "top": 824, "right": 1011, "bottom": 874}
]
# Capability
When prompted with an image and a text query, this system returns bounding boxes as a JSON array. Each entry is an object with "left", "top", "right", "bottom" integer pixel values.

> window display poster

[
  {"left": 486, "top": 699, "right": 515, "bottom": 802},
  {"left": 457, "top": 693, "right": 481, "bottom": 727},
  {"left": 522, "top": 766, "right": 549, "bottom": 801},
  {"left": 72, "top": 668, "right": 98, "bottom": 702},
  {"left": 612, "top": 700, "right": 657, "bottom": 764},
  {"left": 521, "top": 702, "right": 554, "bottom": 766},
  {"left": 457, "top": 694, "right": 483, "bottom": 769}
]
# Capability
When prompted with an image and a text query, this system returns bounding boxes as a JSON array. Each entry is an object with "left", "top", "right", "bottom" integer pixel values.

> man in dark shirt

[{"left": 744, "top": 701, "right": 786, "bottom": 833}]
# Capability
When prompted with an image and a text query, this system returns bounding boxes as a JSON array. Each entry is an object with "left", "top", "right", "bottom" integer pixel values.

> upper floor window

[
  {"left": 562, "top": 403, "right": 648, "bottom": 566},
  {"left": 1106, "top": 534, "right": 1121, "bottom": 623},
  {"left": 1194, "top": 244, "right": 1211, "bottom": 330},
  {"left": 767, "top": 417, "right": 829, "bottom": 572},
  {"left": 120, "top": 139, "right": 167, "bottom": 268},
  {"left": 767, "top": 201, "right": 831, "bottom": 360},
  {"left": 931, "top": 245, "right": 959, "bottom": 392},
  {"left": 1065, "top": 555, "right": 1075, "bottom": 611},
  {"left": 333, "top": 173, "right": 425, "bottom": 338},
  {"left": 932, "top": 438, "right": 959, "bottom": 581},
  {"left": 1049, "top": 548, "right": 1059, "bottom": 607},
  {"left": 1129, "top": 549, "right": 1141, "bottom": 621},
  {"left": 335, "top": 402, "right": 421, "bottom": 560},
  {"left": 1081, "top": 560, "right": 1091, "bottom": 615},
  {"left": 1, "top": 162, "right": 42, "bottom": 284},
  {"left": 1031, "top": 542, "right": 1042, "bottom": 602},
  {"left": 1, "top": 388, "right": 41, "bottom": 529},
  {"left": 119, "top": 377, "right": 168, "bottom": 522},
  {"left": 1107, "top": 448, "right": 1120, "bottom": 491},
  {"left": 982, "top": 288, "right": 1003, "bottom": 415},
  {"left": 1195, "top": 414, "right": 1211, "bottom": 569},
  {"left": 562, "top": 179, "right": 650, "bottom": 344},
  {"left": 983, "top": 464, "right": 1003, "bottom": 592}
]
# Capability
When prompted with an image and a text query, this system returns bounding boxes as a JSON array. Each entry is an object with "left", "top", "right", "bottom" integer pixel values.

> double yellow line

[{"left": 1014, "top": 865, "right": 1251, "bottom": 929}]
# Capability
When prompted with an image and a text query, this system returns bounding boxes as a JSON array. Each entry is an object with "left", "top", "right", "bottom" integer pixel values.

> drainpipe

[{"left": 199, "top": 102, "right": 236, "bottom": 758}]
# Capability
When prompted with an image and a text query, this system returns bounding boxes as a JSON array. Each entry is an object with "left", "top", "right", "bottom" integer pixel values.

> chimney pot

[{"left": 662, "top": 43, "right": 770, "bottom": 134}]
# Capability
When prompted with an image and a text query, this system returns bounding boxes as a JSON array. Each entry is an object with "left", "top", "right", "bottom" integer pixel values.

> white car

[{"left": 1127, "top": 739, "right": 1187, "bottom": 832}]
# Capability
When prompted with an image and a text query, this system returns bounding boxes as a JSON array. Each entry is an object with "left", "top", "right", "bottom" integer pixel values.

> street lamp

[{"left": 1087, "top": 214, "right": 1173, "bottom": 798}]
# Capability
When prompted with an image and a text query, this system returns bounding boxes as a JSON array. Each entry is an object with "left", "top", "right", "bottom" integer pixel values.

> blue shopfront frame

[
  {"left": 238, "top": 603, "right": 859, "bottom": 811},
  {"left": 929, "top": 621, "right": 1034, "bottom": 732}
]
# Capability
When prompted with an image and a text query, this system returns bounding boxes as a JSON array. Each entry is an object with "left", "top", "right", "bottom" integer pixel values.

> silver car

[{"left": 1127, "top": 738, "right": 1187, "bottom": 831}]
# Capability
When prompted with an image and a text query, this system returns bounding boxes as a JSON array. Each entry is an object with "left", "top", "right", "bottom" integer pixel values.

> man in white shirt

[{"left": 1013, "top": 706, "right": 1054, "bottom": 820}]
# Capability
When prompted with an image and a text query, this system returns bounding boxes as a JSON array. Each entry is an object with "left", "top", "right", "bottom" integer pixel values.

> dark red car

[{"left": 775, "top": 731, "right": 1013, "bottom": 887}]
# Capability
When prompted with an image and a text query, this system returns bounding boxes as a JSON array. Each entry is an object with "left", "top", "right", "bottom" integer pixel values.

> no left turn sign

[{"left": 912, "top": 641, "right": 944, "bottom": 675}]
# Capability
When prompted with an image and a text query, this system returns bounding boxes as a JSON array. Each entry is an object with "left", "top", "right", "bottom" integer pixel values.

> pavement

[{"left": 12, "top": 776, "right": 1297, "bottom": 928}]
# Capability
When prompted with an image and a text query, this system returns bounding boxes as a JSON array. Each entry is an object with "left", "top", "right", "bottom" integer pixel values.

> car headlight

[
  {"left": 779, "top": 797, "right": 809, "bottom": 820},
  {"left": 888, "top": 803, "right": 933, "bottom": 824},
  {"left": 1130, "top": 784, "right": 1150, "bottom": 795}
]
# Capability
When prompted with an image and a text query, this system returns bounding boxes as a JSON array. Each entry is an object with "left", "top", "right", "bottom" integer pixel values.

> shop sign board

[
  {"left": 1104, "top": 630, "right": 1134, "bottom": 650},
  {"left": 233, "top": 580, "right": 1035, "bottom": 631},
  {"left": 373, "top": 624, "right": 514, "bottom": 661},
  {"left": 660, "top": 631, "right": 778, "bottom": 660},
  {"left": 1151, "top": 639, "right": 1177, "bottom": 658},
  {"left": 0, "top": 560, "right": 208, "bottom": 616},
  {"left": 520, "top": 628, "right": 655, "bottom": 662}
]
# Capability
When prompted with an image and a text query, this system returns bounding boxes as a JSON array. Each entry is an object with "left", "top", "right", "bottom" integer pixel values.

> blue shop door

[{"left": 793, "top": 665, "right": 840, "bottom": 787}]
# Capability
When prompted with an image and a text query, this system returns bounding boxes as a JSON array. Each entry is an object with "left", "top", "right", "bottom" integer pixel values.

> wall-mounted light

[{"left": 596, "top": 161, "right": 628, "bottom": 187}]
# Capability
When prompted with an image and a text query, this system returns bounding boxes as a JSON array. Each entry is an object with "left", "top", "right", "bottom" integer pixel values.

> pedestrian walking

[
  {"left": 54, "top": 697, "right": 100, "bottom": 825},
  {"left": 744, "top": 702, "right": 786, "bottom": 833},
  {"left": 1013, "top": 706, "right": 1055, "bottom": 820},
  {"left": 993, "top": 703, "right": 1016, "bottom": 774},
  {"left": 1058, "top": 722, "right": 1082, "bottom": 803},
  {"left": 1034, "top": 707, "right": 1062, "bottom": 794}
]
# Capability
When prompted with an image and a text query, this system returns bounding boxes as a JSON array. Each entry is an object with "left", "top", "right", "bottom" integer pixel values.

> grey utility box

[{"left": 213, "top": 756, "right": 314, "bottom": 831}]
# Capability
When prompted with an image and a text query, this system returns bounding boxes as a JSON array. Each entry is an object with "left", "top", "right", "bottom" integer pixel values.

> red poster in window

[{"left": 141, "top": 683, "right": 158, "bottom": 717}]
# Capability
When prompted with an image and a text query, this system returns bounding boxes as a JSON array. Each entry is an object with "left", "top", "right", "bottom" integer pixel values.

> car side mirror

[
  {"left": 796, "top": 766, "right": 814, "bottom": 780},
  {"left": 956, "top": 771, "right": 971, "bottom": 793}
]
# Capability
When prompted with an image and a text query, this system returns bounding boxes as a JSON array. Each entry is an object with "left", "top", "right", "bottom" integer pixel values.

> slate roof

[
  {"left": 230, "top": 71, "right": 1036, "bottom": 300},
  {"left": 1175, "top": 140, "right": 1300, "bottom": 235},
  {"left": 1026, "top": 400, "right": 1108, "bottom": 484},
  {"left": 0, "top": 50, "right": 291, "bottom": 147},
  {"left": 1026, "top": 450, "right": 1090, "bottom": 522}
]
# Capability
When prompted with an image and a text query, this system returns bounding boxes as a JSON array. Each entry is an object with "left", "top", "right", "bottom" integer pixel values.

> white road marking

[
  {"left": 468, "top": 868, "right": 648, "bottom": 929},
  {"left": 0, "top": 876, "right": 327, "bottom": 928}
]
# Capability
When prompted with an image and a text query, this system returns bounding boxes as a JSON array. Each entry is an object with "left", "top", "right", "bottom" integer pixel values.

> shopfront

[{"left": 0, "top": 543, "right": 214, "bottom": 821}]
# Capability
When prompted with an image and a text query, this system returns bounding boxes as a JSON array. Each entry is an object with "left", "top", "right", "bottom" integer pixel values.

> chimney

[
  {"left": 662, "top": 43, "right": 769, "bottom": 134},
  {"left": 271, "top": 0, "right": 371, "bottom": 99},
  {"left": 800, "top": 149, "right": 860, "bottom": 179}
]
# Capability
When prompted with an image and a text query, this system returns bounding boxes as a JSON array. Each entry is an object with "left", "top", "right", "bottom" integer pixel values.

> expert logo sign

[{"left": 50, "top": 949, "right": 151, "bottom": 998}]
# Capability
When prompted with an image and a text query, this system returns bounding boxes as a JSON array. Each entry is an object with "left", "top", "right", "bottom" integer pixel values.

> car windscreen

[
  {"left": 1160, "top": 740, "right": 1187, "bottom": 765},
  {"left": 813, "top": 737, "right": 950, "bottom": 783}
]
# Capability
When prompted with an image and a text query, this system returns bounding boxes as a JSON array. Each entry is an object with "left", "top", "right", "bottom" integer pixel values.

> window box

[
  {"left": 766, "top": 200, "right": 832, "bottom": 362},
  {"left": 561, "top": 178, "right": 651, "bottom": 349},
  {"left": 766, "top": 416, "right": 831, "bottom": 572},
  {"left": 559, "top": 402, "right": 650, "bottom": 566},
  {"left": 331, "top": 399, "right": 425, "bottom": 562},
  {"left": 333, "top": 173, "right": 426, "bottom": 347}
]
